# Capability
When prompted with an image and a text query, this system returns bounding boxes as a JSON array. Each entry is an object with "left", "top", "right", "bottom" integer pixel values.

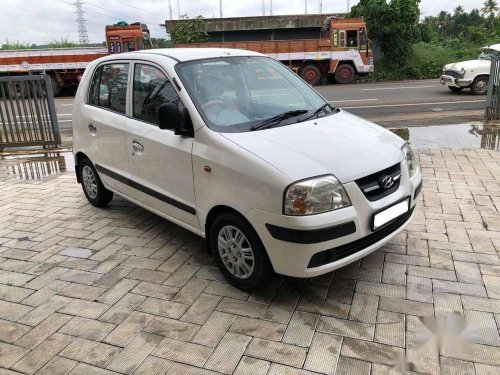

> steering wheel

[{"left": 202, "top": 100, "right": 226, "bottom": 110}]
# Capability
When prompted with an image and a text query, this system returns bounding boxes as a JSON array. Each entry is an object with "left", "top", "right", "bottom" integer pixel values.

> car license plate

[{"left": 372, "top": 198, "right": 409, "bottom": 230}]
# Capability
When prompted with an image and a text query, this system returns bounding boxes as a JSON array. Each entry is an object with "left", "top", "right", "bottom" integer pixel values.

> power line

[
  {"left": 107, "top": 0, "right": 160, "bottom": 17},
  {"left": 56, "top": 0, "right": 134, "bottom": 22},
  {"left": 55, "top": 0, "right": 164, "bottom": 34},
  {"left": 83, "top": 1, "right": 160, "bottom": 24}
]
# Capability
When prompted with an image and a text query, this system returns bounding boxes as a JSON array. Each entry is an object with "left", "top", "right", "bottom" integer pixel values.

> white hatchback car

[{"left": 73, "top": 48, "right": 422, "bottom": 290}]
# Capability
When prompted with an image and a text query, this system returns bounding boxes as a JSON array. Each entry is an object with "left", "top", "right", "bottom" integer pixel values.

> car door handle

[
  {"left": 132, "top": 140, "right": 144, "bottom": 154},
  {"left": 88, "top": 123, "right": 97, "bottom": 134}
]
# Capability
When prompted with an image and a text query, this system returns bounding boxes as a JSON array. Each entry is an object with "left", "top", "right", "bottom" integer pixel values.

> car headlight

[
  {"left": 460, "top": 68, "right": 466, "bottom": 78},
  {"left": 284, "top": 175, "right": 351, "bottom": 216},
  {"left": 402, "top": 143, "right": 418, "bottom": 177}
]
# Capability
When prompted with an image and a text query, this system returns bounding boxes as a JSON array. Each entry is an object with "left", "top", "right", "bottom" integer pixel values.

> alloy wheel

[
  {"left": 217, "top": 225, "right": 255, "bottom": 279},
  {"left": 82, "top": 165, "right": 98, "bottom": 199}
]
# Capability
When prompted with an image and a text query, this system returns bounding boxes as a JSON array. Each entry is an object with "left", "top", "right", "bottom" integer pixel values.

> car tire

[
  {"left": 301, "top": 65, "right": 322, "bottom": 86},
  {"left": 210, "top": 213, "right": 272, "bottom": 291},
  {"left": 448, "top": 86, "right": 463, "bottom": 92},
  {"left": 471, "top": 76, "right": 488, "bottom": 95},
  {"left": 335, "top": 64, "right": 355, "bottom": 84},
  {"left": 79, "top": 158, "right": 113, "bottom": 207}
]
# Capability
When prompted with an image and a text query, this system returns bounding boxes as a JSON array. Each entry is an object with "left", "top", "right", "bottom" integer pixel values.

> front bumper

[
  {"left": 440, "top": 75, "right": 472, "bottom": 88},
  {"left": 247, "top": 163, "right": 422, "bottom": 278},
  {"left": 358, "top": 64, "right": 375, "bottom": 73}
]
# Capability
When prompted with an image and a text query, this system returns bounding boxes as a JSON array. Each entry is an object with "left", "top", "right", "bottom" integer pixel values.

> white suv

[
  {"left": 440, "top": 43, "right": 498, "bottom": 95},
  {"left": 73, "top": 48, "right": 422, "bottom": 290}
]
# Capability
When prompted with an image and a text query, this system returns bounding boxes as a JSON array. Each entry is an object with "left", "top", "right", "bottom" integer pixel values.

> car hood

[
  {"left": 444, "top": 59, "right": 490, "bottom": 71},
  {"left": 221, "top": 110, "right": 405, "bottom": 183}
]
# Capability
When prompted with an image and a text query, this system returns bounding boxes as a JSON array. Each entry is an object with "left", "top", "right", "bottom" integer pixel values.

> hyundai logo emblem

[{"left": 380, "top": 175, "right": 394, "bottom": 189}]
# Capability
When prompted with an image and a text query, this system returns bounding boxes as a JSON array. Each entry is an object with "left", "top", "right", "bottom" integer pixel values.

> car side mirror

[{"left": 158, "top": 103, "right": 194, "bottom": 137}]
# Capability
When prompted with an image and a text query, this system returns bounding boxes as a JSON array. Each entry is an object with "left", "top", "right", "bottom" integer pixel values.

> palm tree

[
  {"left": 454, "top": 5, "right": 464, "bottom": 17},
  {"left": 482, "top": 0, "right": 498, "bottom": 17}
]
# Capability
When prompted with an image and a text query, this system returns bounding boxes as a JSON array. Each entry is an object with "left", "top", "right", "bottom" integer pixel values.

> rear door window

[{"left": 89, "top": 63, "right": 129, "bottom": 114}]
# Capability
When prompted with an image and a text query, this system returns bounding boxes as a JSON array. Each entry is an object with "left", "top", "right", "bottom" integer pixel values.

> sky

[{"left": 0, "top": 0, "right": 486, "bottom": 45}]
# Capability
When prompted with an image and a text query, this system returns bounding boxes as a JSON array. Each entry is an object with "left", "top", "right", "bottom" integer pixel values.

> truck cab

[
  {"left": 105, "top": 22, "right": 151, "bottom": 54},
  {"left": 322, "top": 17, "right": 374, "bottom": 79}
]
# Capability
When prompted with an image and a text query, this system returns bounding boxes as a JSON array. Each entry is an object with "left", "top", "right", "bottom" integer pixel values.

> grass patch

[{"left": 367, "top": 42, "right": 484, "bottom": 82}]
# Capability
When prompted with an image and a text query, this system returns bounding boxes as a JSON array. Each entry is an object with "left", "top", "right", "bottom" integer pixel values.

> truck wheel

[
  {"left": 335, "top": 64, "right": 355, "bottom": 84},
  {"left": 448, "top": 86, "right": 463, "bottom": 92},
  {"left": 301, "top": 65, "right": 321, "bottom": 85},
  {"left": 50, "top": 76, "right": 62, "bottom": 97},
  {"left": 471, "top": 76, "right": 488, "bottom": 95}
]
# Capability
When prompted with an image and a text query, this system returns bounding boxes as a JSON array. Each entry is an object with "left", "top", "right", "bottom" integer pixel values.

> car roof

[
  {"left": 101, "top": 48, "right": 262, "bottom": 63},
  {"left": 481, "top": 43, "right": 500, "bottom": 52}
]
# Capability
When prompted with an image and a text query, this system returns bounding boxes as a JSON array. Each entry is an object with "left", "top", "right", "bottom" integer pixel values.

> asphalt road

[
  {"left": 55, "top": 79, "right": 486, "bottom": 130},
  {"left": 316, "top": 79, "right": 486, "bottom": 126}
]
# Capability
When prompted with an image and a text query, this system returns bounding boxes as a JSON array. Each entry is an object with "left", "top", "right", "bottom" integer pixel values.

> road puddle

[
  {"left": 0, "top": 151, "right": 74, "bottom": 180},
  {"left": 390, "top": 122, "right": 500, "bottom": 151}
]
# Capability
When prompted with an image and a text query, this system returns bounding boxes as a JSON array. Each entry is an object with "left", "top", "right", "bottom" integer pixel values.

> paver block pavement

[{"left": 0, "top": 148, "right": 500, "bottom": 373}]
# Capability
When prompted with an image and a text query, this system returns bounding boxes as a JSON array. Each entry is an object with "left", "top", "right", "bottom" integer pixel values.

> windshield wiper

[
  {"left": 300, "top": 103, "right": 337, "bottom": 122},
  {"left": 251, "top": 110, "right": 308, "bottom": 131}
]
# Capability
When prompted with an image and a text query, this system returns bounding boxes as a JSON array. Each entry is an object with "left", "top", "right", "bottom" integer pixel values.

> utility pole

[
  {"left": 168, "top": 0, "right": 173, "bottom": 20},
  {"left": 262, "top": 0, "right": 265, "bottom": 15},
  {"left": 75, "top": 0, "right": 89, "bottom": 45},
  {"left": 270, "top": 0, "right": 272, "bottom": 16},
  {"left": 319, "top": 0, "right": 322, "bottom": 14},
  {"left": 177, "top": 0, "right": 180, "bottom": 18},
  {"left": 305, "top": 0, "right": 307, "bottom": 14},
  {"left": 347, "top": 0, "right": 350, "bottom": 12},
  {"left": 219, "top": 0, "right": 223, "bottom": 18}
]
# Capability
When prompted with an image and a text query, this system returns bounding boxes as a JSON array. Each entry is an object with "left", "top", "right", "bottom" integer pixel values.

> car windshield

[
  {"left": 175, "top": 56, "right": 334, "bottom": 132},
  {"left": 479, "top": 49, "right": 494, "bottom": 60}
]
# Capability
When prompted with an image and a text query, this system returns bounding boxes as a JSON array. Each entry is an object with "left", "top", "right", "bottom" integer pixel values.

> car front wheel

[
  {"left": 210, "top": 213, "right": 272, "bottom": 291},
  {"left": 79, "top": 158, "right": 113, "bottom": 207},
  {"left": 471, "top": 76, "right": 488, "bottom": 95}
]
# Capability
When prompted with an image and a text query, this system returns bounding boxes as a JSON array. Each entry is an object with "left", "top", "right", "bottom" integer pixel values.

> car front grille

[
  {"left": 355, "top": 163, "right": 401, "bottom": 201},
  {"left": 443, "top": 69, "right": 461, "bottom": 79},
  {"left": 307, "top": 206, "right": 414, "bottom": 268}
]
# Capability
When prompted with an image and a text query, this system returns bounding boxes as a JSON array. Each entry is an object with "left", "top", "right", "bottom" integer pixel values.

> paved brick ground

[{"left": 0, "top": 148, "right": 499, "bottom": 375}]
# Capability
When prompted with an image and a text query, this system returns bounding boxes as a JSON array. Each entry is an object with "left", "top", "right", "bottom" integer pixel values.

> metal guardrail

[
  {"left": 0, "top": 75, "right": 60, "bottom": 151},
  {"left": 486, "top": 52, "right": 500, "bottom": 120}
]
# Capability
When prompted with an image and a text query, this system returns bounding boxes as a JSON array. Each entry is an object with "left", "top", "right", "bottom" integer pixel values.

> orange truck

[
  {"left": 174, "top": 16, "right": 373, "bottom": 85},
  {"left": 0, "top": 22, "right": 150, "bottom": 96}
]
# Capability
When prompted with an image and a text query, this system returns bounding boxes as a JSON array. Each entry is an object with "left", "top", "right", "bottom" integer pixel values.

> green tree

[
  {"left": 169, "top": 15, "right": 208, "bottom": 44},
  {"left": 351, "top": 0, "right": 421, "bottom": 64},
  {"left": 482, "top": 0, "right": 498, "bottom": 16},
  {"left": 482, "top": 0, "right": 499, "bottom": 28},
  {"left": 151, "top": 37, "right": 171, "bottom": 48},
  {"left": 1, "top": 39, "right": 31, "bottom": 50}
]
